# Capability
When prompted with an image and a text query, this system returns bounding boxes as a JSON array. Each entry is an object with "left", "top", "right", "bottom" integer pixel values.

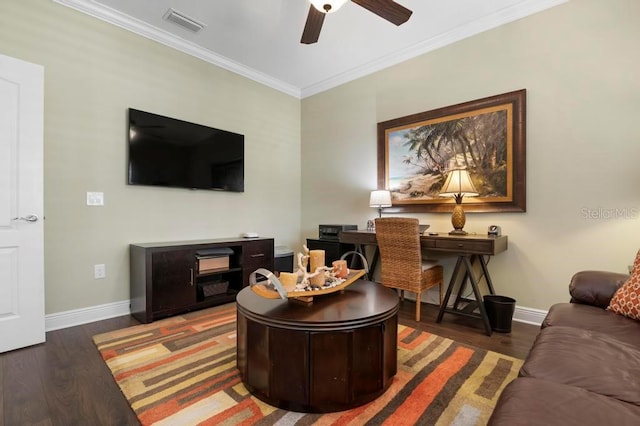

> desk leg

[
  {"left": 452, "top": 267, "right": 470, "bottom": 311},
  {"left": 370, "top": 248, "right": 379, "bottom": 277},
  {"left": 479, "top": 255, "right": 496, "bottom": 294},
  {"left": 436, "top": 256, "right": 464, "bottom": 323},
  {"left": 352, "top": 244, "right": 379, "bottom": 282},
  {"left": 462, "top": 256, "right": 493, "bottom": 336},
  {"left": 436, "top": 255, "right": 493, "bottom": 336}
]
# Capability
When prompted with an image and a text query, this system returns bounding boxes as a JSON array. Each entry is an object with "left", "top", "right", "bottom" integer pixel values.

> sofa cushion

[
  {"left": 569, "top": 270, "right": 629, "bottom": 308},
  {"left": 608, "top": 250, "right": 640, "bottom": 320},
  {"left": 520, "top": 326, "right": 640, "bottom": 406},
  {"left": 488, "top": 378, "right": 640, "bottom": 425},
  {"left": 543, "top": 302, "right": 640, "bottom": 347}
]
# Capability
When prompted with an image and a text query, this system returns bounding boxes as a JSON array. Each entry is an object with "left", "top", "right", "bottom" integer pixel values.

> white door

[{"left": 0, "top": 54, "right": 45, "bottom": 353}]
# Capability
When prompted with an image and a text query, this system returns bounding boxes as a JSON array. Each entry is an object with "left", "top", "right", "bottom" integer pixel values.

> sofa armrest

[{"left": 569, "top": 270, "right": 629, "bottom": 308}]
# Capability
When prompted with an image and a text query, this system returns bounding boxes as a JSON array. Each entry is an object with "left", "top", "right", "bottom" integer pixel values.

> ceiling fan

[{"left": 301, "top": 0, "right": 413, "bottom": 44}]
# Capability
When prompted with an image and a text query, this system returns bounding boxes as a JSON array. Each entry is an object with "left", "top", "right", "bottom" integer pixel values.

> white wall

[
  {"left": 302, "top": 0, "right": 640, "bottom": 311},
  {"left": 0, "top": 0, "right": 301, "bottom": 314}
]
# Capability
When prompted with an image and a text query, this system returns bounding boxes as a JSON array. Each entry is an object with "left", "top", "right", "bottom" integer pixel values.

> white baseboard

[
  {"left": 513, "top": 305, "right": 546, "bottom": 326},
  {"left": 44, "top": 299, "right": 547, "bottom": 332},
  {"left": 45, "top": 300, "right": 131, "bottom": 332}
]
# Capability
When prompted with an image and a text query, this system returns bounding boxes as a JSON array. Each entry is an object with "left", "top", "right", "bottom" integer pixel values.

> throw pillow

[{"left": 607, "top": 250, "right": 640, "bottom": 320}]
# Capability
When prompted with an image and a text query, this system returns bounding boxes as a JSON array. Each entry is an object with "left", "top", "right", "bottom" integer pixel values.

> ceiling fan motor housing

[{"left": 310, "top": 0, "right": 348, "bottom": 14}]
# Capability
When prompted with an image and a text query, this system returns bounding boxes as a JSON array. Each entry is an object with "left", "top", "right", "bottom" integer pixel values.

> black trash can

[
  {"left": 274, "top": 246, "right": 294, "bottom": 275},
  {"left": 483, "top": 295, "right": 516, "bottom": 333}
]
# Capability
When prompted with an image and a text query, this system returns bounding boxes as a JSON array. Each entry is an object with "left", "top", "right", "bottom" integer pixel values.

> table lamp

[
  {"left": 369, "top": 190, "right": 392, "bottom": 218},
  {"left": 439, "top": 169, "right": 478, "bottom": 235}
]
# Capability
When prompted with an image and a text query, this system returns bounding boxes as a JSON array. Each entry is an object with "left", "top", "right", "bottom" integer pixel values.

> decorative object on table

[
  {"left": 439, "top": 168, "right": 479, "bottom": 235},
  {"left": 377, "top": 89, "right": 526, "bottom": 213},
  {"left": 249, "top": 244, "right": 365, "bottom": 303},
  {"left": 374, "top": 217, "right": 444, "bottom": 321},
  {"left": 369, "top": 189, "right": 392, "bottom": 218},
  {"left": 309, "top": 249, "right": 326, "bottom": 286},
  {"left": 488, "top": 224, "right": 502, "bottom": 237},
  {"left": 332, "top": 259, "right": 348, "bottom": 278},
  {"left": 367, "top": 219, "right": 375, "bottom": 231}
]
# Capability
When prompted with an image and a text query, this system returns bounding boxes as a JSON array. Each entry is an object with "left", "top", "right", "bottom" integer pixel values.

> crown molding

[
  {"left": 53, "top": 0, "right": 568, "bottom": 100},
  {"left": 52, "top": 0, "right": 302, "bottom": 98},
  {"left": 300, "top": 0, "right": 569, "bottom": 97}
]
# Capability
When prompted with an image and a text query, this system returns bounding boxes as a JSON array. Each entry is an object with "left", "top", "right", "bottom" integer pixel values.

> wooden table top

[
  {"left": 339, "top": 230, "right": 508, "bottom": 256},
  {"left": 236, "top": 280, "right": 399, "bottom": 331}
]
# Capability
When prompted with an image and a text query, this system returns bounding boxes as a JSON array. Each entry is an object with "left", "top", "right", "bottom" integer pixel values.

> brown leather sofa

[{"left": 489, "top": 270, "right": 640, "bottom": 425}]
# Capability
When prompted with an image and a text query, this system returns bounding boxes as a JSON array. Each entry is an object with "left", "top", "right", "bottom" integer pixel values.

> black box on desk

[{"left": 319, "top": 224, "right": 357, "bottom": 241}]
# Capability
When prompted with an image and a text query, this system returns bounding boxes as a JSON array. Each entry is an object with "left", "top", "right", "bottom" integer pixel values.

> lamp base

[{"left": 449, "top": 204, "right": 468, "bottom": 235}]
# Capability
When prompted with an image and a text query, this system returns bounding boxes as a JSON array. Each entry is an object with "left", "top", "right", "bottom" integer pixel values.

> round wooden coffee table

[{"left": 236, "top": 279, "right": 399, "bottom": 413}]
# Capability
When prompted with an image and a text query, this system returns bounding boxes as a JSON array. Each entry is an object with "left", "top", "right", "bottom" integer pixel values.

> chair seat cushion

[{"left": 421, "top": 260, "right": 439, "bottom": 270}]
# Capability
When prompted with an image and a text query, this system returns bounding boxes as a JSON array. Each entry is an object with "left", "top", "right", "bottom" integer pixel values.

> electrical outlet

[
  {"left": 87, "top": 192, "right": 104, "bottom": 206},
  {"left": 94, "top": 264, "right": 106, "bottom": 279}
]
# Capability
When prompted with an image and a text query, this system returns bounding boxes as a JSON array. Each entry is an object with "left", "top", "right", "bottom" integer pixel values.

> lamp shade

[
  {"left": 439, "top": 169, "right": 479, "bottom": 198},
  {"left": 369, "top": 190, "right": 392, "bottom": 208},
  {"left": 310, "top": 0, "right": 348, "bottom": 13}
]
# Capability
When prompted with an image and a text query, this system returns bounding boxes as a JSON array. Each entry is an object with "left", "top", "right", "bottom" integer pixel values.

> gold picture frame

[{"left": 377, "top": 89, "right": 526, "bottom": 213}]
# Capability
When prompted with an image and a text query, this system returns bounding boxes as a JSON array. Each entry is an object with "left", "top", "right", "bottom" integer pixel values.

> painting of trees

[
  {"left": 378, "top": 89, "right": 526, "bottom": 213},
  {"left": 390, "top": 108, "right": 508, "bottom": 200}
]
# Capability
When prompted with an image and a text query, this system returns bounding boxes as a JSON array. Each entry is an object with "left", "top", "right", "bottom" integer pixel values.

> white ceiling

[{"left": 54, "top": 0, "right": 567, "bottom": 98}]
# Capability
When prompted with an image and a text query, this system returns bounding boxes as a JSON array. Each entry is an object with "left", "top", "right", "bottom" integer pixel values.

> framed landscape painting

[{"left": 377, "top": 89, "right": 526, "bottom": 213}]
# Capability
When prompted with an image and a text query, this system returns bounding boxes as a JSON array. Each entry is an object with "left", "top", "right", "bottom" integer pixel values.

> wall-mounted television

[{"left": 127, "top": 108, "right": 244, "bottom": 192}]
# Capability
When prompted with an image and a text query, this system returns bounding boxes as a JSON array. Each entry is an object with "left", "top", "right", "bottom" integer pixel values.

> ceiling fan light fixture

[{"left": 310, "top": 0, "right": 349, "bottom": 14}]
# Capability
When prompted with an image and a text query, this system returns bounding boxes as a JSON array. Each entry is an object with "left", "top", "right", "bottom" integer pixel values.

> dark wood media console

[{"left": 130, "top": 237, "right": 274, "bottom": 323}]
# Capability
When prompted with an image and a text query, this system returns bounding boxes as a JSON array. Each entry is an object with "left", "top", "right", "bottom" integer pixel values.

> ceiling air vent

[{"left": 163, "top": 8, "right": 206, "bottom": 33}]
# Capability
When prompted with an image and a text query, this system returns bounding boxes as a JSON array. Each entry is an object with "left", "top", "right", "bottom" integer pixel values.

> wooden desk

[{"left": 339, "top": 230, "right": 508, "bottom": 335}]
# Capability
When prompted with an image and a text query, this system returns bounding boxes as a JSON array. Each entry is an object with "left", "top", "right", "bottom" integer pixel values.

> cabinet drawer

[
  {"left": 244, "top": 241, "right": 273, "bottom": 256},
  {"left": 244, "top": 240, "right": 274, "bottom": 267},
  {"left": 434, "top": 239, "right": 493, "bottom": 254}
]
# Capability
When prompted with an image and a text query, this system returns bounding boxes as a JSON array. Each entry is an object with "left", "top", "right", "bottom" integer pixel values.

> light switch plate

[{"left": 87, "top": 192, "right": 104, "bottom": 206}]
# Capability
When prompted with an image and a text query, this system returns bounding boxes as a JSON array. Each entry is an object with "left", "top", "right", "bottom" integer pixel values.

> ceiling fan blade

[
  {"left": 301, "top": 5, "right": 326, "bottom": 44},
  {"left": 351, "top": 0, "right": 413, "bottom": 26}
]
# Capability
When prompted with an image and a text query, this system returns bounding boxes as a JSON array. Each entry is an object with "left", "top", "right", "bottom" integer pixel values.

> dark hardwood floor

[{"left": 0, "top": 301, "right": 540, "bottom": 426}]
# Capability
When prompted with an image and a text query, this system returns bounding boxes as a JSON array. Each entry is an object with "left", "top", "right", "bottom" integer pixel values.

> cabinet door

[
  {"left": 151, "top": 249, "right": 196, "bottom": 313},
  {"left": 242, "top": 239, "right": 274, "bottom": 286}
]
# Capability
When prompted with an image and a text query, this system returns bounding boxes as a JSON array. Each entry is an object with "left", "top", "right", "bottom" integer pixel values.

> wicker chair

[{"left": 375, "top": 217, "right": 443, "bottom": 321}]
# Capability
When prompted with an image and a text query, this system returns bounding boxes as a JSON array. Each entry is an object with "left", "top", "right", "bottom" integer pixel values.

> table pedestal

[{"left": 236, "top": 280, "right": 398, "bottom": 413}]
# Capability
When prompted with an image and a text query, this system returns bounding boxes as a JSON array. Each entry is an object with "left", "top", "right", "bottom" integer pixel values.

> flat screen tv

[{"left": 127, "top": 108, "right": 244, "bottom": 192}]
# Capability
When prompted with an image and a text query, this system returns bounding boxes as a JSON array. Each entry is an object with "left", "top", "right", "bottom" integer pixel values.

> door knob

[{"left": 12, "top": 214, "right": 39, "bottom": 223}]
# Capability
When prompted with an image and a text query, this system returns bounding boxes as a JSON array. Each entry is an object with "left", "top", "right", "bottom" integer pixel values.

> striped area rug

[{"left": 93, "top": 304, "right": 522, "bottom": 425}]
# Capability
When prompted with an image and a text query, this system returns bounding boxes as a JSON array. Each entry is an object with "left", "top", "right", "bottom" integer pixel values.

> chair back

[{"left": 374, "top": 217, "right": 422, "bottom": 290}]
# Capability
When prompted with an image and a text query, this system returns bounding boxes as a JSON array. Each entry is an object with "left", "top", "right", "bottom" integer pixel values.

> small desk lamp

[
  {"left": 439, "top": 169, "right": 478, "bottom": 235},
  {"left": 369, "top": 190, "right": 392, "bottom": 218}
]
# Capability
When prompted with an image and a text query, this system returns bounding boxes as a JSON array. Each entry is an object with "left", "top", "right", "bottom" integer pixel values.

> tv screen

[{"left": 127, "top": 109, "right": 244, "bottom": 192}]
